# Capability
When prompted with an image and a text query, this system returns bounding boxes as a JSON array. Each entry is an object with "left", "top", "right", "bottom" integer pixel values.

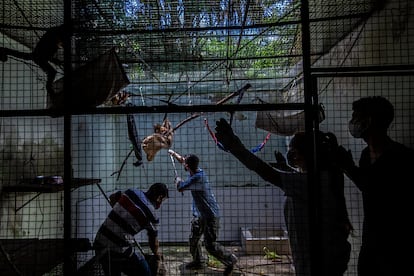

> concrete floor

[
  {"left": 161, "top": 245, "right": 294, "bottom": 276},
  {"left": 47, "top": 241, "right": 361, "bottom": 275},
  {"left": 63, "top": 244, "right": 295, "bottom": 276}
]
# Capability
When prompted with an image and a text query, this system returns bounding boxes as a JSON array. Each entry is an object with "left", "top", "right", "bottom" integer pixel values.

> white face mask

[{"left": 348, "top": 120, "right": 368, "bottom": 138}]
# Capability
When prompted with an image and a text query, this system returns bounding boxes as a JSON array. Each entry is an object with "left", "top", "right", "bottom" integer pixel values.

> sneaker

[
  {"left": 185, "top": 260, "right": 205, "bottom": 270},
  {"left": 223, "top": 254, "right": 238, "bottom": 276},
  {"left": 223, "top": 264, "right": 234, "bottom": 276}
]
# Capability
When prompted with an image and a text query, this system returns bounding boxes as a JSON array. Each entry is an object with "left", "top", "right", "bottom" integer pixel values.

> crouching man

[{"left": 93, "top": 183, "right": 168, "bottom": 276}]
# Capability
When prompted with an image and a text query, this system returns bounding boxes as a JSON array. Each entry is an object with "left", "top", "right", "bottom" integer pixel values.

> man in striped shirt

[{"left": 94, "top": 182, "right": 168, "bottom": 276}]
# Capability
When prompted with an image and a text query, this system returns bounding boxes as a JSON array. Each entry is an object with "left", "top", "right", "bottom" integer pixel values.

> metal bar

[{"left": 14, "top": 192, "right": 42, "bottom": 212}]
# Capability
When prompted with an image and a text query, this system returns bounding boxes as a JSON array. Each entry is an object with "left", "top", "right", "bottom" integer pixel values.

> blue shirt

[{"left": 177, "top": 168, "right": 220, "bottom": 219}]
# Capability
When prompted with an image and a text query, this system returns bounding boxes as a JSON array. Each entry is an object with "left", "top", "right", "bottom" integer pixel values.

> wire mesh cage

[{"left": 1, "top": 0, "right": 414, "bottom": 275}]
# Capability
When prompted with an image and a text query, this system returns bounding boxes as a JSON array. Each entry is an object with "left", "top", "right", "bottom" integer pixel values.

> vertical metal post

[
  {"left": 63, "top": 1, "right": 74, "bottom": 275},
  {"left": 300, "top": 0, "right": 322, "bottom": 275}
]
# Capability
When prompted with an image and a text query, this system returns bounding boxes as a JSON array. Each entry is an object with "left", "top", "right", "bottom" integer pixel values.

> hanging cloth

[
  {"left": 255, "top": 103, "right": 325, "bottom": 136},
  {"left": 47, "top": 47, "right": 130, "bottom": 110}
]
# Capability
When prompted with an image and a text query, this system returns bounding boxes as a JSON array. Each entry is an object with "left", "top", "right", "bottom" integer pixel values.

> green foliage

[
  {"left": 207, "top": 254, "right": 222, "bottom": 268},
  {"left": 79, "top": 0, "right": 300, "bottom": 76}
]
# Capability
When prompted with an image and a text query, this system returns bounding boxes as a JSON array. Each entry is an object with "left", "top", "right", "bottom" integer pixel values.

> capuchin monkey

[{"left": 0, "top": 25, "right": 66, "bottom": 94}]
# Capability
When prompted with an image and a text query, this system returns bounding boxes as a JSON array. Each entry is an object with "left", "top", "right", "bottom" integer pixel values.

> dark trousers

[{"left": 189, "top": 216, "right": 234, "bottom": 266}]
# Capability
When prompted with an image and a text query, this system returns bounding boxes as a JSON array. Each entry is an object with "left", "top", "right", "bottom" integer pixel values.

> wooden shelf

[{"left": 2, "top": 178, "right": 101, "bottom": 193}]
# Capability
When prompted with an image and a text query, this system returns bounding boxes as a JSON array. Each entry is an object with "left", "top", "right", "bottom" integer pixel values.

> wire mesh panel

[
  {"left": 0, "top": 117, "right": 67, "bottom": 275},
  {"left": 1, "top": 0, "right": 414, "bottom": 276},
  {"left": 71, "top": 112, "right": 290, "bottom": 275}
]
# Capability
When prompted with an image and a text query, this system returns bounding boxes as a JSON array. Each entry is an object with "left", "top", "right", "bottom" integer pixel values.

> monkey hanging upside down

[{"left": 141, "top": 118, "right": 174, "bottom": 161}]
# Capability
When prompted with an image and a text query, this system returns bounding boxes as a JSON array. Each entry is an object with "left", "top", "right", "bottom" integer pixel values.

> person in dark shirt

[
  {"left": 215, "top": 119, "right": 352, "bottom": 275},
  {"left": 337, "top": 96, "right": 414, "bottom": 276}
]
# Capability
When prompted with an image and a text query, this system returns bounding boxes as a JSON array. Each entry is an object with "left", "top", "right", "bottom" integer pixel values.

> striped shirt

[{"left": 94, "top": 189, "right": 159, "bottom": 254}]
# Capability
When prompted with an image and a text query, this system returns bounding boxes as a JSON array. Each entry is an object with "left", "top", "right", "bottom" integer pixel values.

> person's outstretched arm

[
  {"left": 215, "top": 118, "right": 283, "bottom": 187},
  {"left": 335, "top": 146, "right": 358, "bottom": 179}
]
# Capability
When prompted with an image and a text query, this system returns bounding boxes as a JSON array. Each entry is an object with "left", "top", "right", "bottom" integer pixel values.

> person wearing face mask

[
  {"left": 215, "top": 118, "right": 352, "bottom": 276},
  {"left": 337, "top": 96, "right": 414, "bottom": 276}
]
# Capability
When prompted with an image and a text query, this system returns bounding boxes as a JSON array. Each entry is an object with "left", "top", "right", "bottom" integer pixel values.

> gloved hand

[
  {"left": 174, "top": 176, "right": 182, "bottom": 190},
  {"left": 145, "top": 253, "right": 166, "bottom": 276},
  {"left": 214, "top": 118, "right": 244, "bottom": 151},
  {"left": 168, "top": 149, "right": 185, "bottom": 163}
]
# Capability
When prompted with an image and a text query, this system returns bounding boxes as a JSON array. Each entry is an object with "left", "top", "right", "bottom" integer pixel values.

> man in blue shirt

[{"left": 171, "top": 152, "right": 237, "bottom": 276}]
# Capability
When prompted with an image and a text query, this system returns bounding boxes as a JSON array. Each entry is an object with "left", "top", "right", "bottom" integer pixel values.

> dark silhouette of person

[
  {"left": 0, "top": 25, "right": 66, "bottom": 93},
  {"left": 337, "top": 96, "right": 414, "bottom": 276},
  {"left": 215, "top": 118, "right": 352, "bottom": 276},
  {"left": 93, "top": 183, "right": 169, "bottom": 276}
]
